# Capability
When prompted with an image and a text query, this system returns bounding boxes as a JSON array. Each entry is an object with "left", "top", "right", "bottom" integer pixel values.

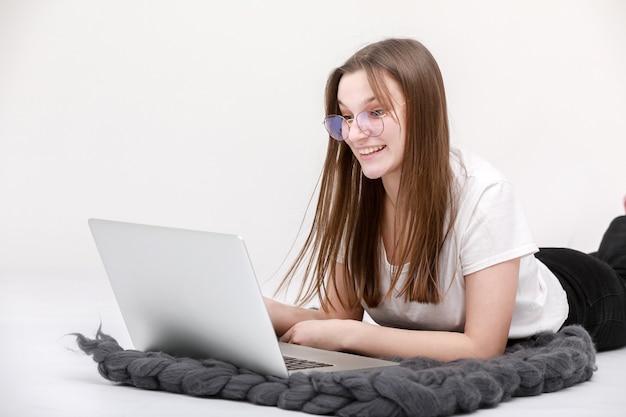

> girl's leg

[
  {"left": 595, "top": 215, "right": 626, "bottom": 282},
  {"left": 535, "top": 217, "right": 626, "bottom": 351}
]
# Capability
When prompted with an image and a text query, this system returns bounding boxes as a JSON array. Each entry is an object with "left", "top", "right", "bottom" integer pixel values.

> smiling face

[{"left": 337, "top": 70, "right": 406, "bottom": 185}]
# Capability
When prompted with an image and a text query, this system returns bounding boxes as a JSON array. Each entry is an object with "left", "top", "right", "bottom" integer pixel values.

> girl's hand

[{"left": 279, "top": 319, "right": 358, "bottom": 352}]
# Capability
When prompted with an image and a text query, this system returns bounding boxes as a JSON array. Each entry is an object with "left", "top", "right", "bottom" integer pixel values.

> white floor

[{"left": 1, "top": 269, "right": 624, "bottom": 417}]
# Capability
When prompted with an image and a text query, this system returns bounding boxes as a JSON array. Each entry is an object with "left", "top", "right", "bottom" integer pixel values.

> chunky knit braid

[{"left": 74, "top": 325, "right": 596, "bottom": 417}]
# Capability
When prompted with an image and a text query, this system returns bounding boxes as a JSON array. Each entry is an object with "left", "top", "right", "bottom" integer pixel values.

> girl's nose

[{"left": 346, "top": 120, "right": 369, "bottom": 143}]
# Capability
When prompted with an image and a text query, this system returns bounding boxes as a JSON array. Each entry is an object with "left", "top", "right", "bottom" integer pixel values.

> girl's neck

[
  {"left": 381, "top": 174, "right": 401, "bottom": 208},
  {"left": 381, "top": 180, "right": 407, "bottom": 266}
]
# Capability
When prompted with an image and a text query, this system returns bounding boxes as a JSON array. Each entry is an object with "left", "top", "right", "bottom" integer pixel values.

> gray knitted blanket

[{"left": 75, "top": 325, "right": 596, "bottom": 417}]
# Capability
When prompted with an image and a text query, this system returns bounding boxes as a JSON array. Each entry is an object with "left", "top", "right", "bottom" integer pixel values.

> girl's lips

[{"left": 358, "top": 145, "right": 386, "bottom": 158}]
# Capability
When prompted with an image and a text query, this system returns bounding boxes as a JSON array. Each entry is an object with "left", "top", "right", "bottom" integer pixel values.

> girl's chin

[
  {"left": 359, "top": 163, "right": 401, "bottom": 181},
  {"left": 360, "top": 167, "right": 384, "bottom": 180}
]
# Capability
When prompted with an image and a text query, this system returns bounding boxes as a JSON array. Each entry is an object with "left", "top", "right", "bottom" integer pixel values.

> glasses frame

[{"left": 323, "top": 110, "right": 388, "bottom": 142}]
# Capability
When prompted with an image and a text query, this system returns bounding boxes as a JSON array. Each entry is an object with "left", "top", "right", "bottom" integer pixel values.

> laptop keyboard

[{"left": 283, "top": 355, "right": 334, "bottom": 371}]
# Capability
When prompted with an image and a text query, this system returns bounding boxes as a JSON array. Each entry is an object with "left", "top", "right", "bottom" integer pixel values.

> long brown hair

[{"left": 279, "top": 38, "right": 456, "bottom": 310}]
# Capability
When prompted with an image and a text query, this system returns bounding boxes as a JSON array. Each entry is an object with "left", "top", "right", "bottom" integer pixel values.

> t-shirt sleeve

[{"left": 459, "top": 179, "right": 538, "bottom": 276}]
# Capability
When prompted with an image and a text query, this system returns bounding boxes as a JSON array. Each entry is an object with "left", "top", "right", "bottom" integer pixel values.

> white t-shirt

[{"left": 363, "top": 148, "right": 569, "bottom": 339}]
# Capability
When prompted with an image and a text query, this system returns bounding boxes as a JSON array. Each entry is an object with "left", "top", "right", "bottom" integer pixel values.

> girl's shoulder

[
  {"left": 450, "top": 147, "right": 525, "bottom": 220},
  {"left": 450, "top": 147, "right": 510, "bottom": 184}
]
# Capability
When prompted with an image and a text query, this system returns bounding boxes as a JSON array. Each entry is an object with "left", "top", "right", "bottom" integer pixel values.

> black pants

[{"left": 535, "top": 216, "right": 626, "bottom": 351}]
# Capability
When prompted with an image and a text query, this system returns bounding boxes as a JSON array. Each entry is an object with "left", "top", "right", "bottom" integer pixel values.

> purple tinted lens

[
  {"left": 356, "top": 111, "right": 383, "bottom": 136},
  {"left": 324, "top": 116, "right": 345, "bottom": 141}
]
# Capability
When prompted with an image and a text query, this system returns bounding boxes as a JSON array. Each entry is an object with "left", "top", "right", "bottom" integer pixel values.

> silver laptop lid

[{"left": 88, "top": 218, "right": 290, "bottom": 377}]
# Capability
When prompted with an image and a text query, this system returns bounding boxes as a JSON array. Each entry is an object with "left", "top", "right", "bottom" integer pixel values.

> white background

[{"left": 1, "top": 0, "right": 625, "bottom": 296}]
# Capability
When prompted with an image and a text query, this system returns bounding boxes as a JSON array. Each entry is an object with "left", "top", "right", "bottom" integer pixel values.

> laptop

[{"left": 88, "top": 218, "right": 398, "bottom": 378}]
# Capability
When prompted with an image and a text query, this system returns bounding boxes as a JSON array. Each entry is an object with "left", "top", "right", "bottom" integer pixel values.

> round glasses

[{"left": 323, "top": 110, "right": 387, "bottom": 141}]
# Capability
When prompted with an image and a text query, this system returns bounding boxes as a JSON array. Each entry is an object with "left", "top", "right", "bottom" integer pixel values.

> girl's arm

[
  {"left": 279, "top": 258, "right": 520, "bottom": 361},
  {"left": 264, "top": 265, "right": 364, "bottom": 337}
]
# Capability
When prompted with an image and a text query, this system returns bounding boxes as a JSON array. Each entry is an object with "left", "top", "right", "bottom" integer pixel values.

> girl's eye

[{"left": 369, "top": 109, "right": 386, "bottom": 118}]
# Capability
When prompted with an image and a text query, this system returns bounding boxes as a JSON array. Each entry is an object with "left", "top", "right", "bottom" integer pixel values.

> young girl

[{"left": 265, "top": 38, "right": 626, "bottom": 361}]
